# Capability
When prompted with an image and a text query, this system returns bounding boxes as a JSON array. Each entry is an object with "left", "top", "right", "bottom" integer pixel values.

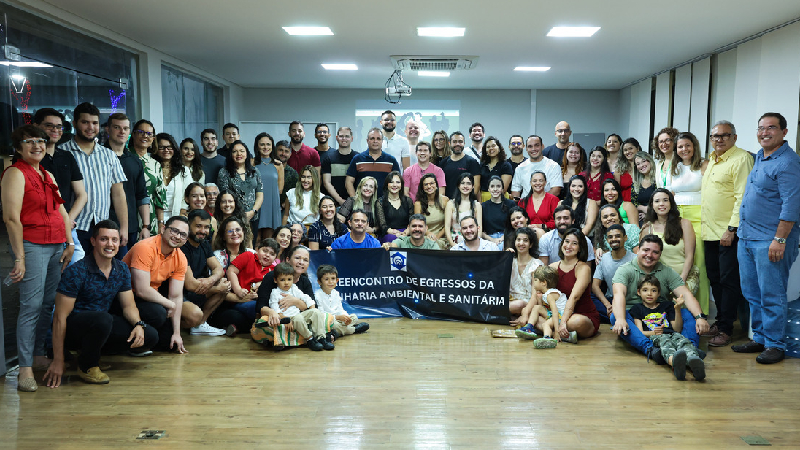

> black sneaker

[
  {"left": 672, "top": 350, "right": 688, "bottom": 381},
  {"left": 321, "top": 332, "right": 335, "bottom": 351},
  {"left": 306, "top": 337, "right": 324, "bottom": 351},
  {"left": 687, "top": 356, "right": 706, "bottom": 381},
  {"left": 646, "top": 347, "right": 666, "bottom": 365},
  {"left": 732, "top": 340, "right": 765, "bottom": 353},
  {"left": 353, "top": 322, "right": 370, "bottom": 334}
]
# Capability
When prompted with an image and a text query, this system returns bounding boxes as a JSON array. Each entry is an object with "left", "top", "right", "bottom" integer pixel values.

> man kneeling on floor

[
  {"left": 123, "top": 215, "right": 198, "bottom": 353},
  {"left": 44, "top": 220, "right": 158, "bottom": 387}
]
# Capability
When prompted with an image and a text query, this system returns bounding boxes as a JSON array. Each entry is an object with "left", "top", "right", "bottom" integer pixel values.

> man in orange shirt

[{"left": 123, "top": 216, "right": 200, "bottom": 353}]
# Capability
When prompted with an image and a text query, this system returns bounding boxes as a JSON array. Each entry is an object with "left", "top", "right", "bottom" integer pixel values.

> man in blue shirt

[
  {"left": 330, "top": 209, "right": 380, "bottom": 249},
  {"left": 44, "top": 220, "right": 157, "bottom": 388},
  {"left": 733, "top": 113, "right": 800, "bottom": 364}
]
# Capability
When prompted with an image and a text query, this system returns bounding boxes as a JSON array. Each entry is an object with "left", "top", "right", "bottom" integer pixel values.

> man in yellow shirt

[{"left": 700, "top": 120, "right": 754, "bottom": 347}]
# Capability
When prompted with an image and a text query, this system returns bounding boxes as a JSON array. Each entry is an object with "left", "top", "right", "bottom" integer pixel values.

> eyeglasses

[
  {"left": 158, "top": 145, "right": 174, "bottom": 151},
  {"left": 709, "top": 133, "right": 732, "bottom": 141},
  {"left": 226, "top": 227, "right": 243, "bottom": 234},
  {"left": 757, "top": 125, "right": 780, "bottom": 133},
  {"left": 658, "top": 138, "right": 673, "bottom": 145},
  {"left": 21, "top": 138, "right": 48, "bottom": 146},
  {"left": 509, "top": 142, "right": 524, "bottom": 146},
  {"left": 42, "top": 123, "right": 63, "bottom": 131},
  {"left": 167, "top": 226, "right": 188, "bottom": 240},
  {"left": 134, "top": 130, "right": 154, "bottom": 137},
  {"left": 556, "top": 129, "right": 571, "bottom": 134}
]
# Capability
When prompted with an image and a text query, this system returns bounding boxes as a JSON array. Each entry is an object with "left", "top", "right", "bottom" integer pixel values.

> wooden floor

[{"left": 1, "top": 318, "right": 799, "bottom": 449}]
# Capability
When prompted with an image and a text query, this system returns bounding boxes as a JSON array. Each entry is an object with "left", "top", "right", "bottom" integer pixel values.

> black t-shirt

[
  {"left": 201, "top": 153, "right": 226, "bottom": 185},
  {"left": 40, "top": 148, "right": 82, "bottom": 212},
  {"left": 481, "top": 198, "right": 516, "bottom": 235},
  {"left": 479, "top": 161, "right": 513, "bottom": 191},
  {"left": 509, "top": 157, "right": 527, "bottom": 177},
  {"left": 181, "top": 239, "right": 213, "bottom": 279},
  {"left": 542, "top": 144, "right": 565, "bottom": 167},
  {"left": 629, "top": 301, "right": 677, "bottom": 334},
  {"left": 321, "top": 149, "right": 355, "bottom": 200},
  {"left": 439, "top": 155, "right": 480, "bottom": 199},
  {"left": 109, "top": 149, "right": 147, "bottom": 232}
]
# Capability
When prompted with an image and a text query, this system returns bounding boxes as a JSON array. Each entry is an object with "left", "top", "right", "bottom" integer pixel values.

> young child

[
  {"left": 314, "top": 265, "right": 369, "bottom": 337},
  {"left": 516, "top": 266, "right": 577, "bottom": 347},
  {"left": 629, "top": 275, "right": 706, "bottom": 381},
  {"left": 269, "top": 262, "right": 335, "bottom": 351},
  {"left": 228, "top": 238, "right": 279, "bottom": 302}
]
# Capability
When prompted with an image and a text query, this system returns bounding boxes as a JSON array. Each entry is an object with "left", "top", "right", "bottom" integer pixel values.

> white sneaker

[{"left": 190, "top": 322, "right": 226, "bottom": 336}]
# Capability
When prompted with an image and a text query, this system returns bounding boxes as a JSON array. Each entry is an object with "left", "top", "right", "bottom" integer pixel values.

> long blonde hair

[
  {"left": 633, "top": 151, "right": 656, "bottom": 192},
  {"left": 294, "top": 165, "right": 320, "bottom": 215},
  {"left": 354, "top": 176, "right": 378, "bottom": 213}
]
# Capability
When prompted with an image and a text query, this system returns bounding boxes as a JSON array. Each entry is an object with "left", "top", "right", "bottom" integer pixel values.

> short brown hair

[{"left": 533, "top": 265, "right": 558, "bottom": 290}]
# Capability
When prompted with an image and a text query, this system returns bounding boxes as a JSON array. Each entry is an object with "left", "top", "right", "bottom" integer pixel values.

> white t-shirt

[
  {"left": 382, "top": 133, "right": 409, "bottom": 174},
  {"left": 542, "top": 288, "right": 568, "bottom": 315},
  {"left": 287, "top": 188, "right": 319, "bottom": 225},
  {"left": 511, "top": 157, "right": 563, "bottom": 196},
  {"left": 314, "top": 289, "right": 347, "bottom": 316},
  {"left": 269, "top": 284, "right": 315, "bottom": 317}
]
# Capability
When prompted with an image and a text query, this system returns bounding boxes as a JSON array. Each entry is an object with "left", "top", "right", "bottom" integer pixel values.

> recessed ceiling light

[
  {"left": 322, "top": 64, "right": 358, "bottom": 71},
  {"left": 418, "top": 71, "right": 450, "bottom": 77},
  {"left": 514, "top": 66, "right": 551, "bottom": 72},
  {"left": 417, "top": 27, "right": 465, "bottom": 37},
  {"left": 282, "top": 27, "right": 334, "bottom": 36},
  {"left": 547, "top": 26, "right": 600, "bottom": 37}
]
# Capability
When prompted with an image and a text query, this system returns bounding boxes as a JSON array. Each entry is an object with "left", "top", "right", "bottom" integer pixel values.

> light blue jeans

[
  {"left": 738, "top": 238, "right": 800, "bottom": 350},
  {"left": 13, "top": 241, "right": 64, "bottom": 367}
]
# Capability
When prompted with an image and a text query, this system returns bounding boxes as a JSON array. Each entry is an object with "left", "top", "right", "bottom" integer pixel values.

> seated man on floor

[
  {"left": 123, "top": 216, "right": 198, "bottom": 353},
  {"left": 44, "top": 220, "right": 158, "bottom": 387},
  {"left": 181, "top": 209, "right": 230, "bottom": 336},
  {"left": 330, "top": 209, "right": 380, "bottom": 249},
  {"left": 383, "top": 214, "right": 439, "bottom": 250},
  {"left": 610, "top": 234, "right": 710, "bottom": 363},
  {"left": 450, "top": 216, "right": 497, "bottom": 251}
]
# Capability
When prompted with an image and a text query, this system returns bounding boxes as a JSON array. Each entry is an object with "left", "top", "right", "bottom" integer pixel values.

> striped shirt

[
  {"left": 345, "top": 150, "right": 400, "bottom": 197},
  {"left": 60, "top": 139, "right": 127, "bottom": 231}
]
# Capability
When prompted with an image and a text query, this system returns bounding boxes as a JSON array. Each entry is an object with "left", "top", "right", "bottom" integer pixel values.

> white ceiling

[{"left": 35, "top": 0, "right": 800, "bottom": 90}]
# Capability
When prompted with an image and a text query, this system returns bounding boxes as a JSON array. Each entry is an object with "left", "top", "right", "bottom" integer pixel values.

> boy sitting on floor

[
  {"left": 270, "top": 262, "right": 335, "bottom": 351},
  {"left": 630, "top": 274, "right": 706, "bottom": 381},
  {"left": 314, "top": 265, "right": 369, "bottom": 337}
]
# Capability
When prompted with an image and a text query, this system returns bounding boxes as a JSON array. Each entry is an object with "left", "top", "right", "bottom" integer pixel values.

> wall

[{"left": 240, "top": 88, "right": 622, "bottom": 149}]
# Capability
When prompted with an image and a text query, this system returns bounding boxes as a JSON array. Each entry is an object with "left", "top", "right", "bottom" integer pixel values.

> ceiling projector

[{"left": 385, "top": 69, "right": 411, "bottom": 104}]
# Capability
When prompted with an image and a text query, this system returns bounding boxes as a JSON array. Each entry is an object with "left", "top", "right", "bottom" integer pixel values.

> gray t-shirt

[{"left": 593, "top": 250, "right": 635, "bottom": 297}]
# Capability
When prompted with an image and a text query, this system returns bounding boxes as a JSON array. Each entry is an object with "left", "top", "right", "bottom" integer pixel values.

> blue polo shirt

[
  {"left": 57, "top": 253, "right": 132, "bottom": 313},
  {"left": 330, "top": 232, "right": 381, "bottom": 249},
  {"left": 345, "top": 150, "right": 400, "bottom": 197},
  {"left": 739, "top": 141, "right": 800, "bottom": 242}
]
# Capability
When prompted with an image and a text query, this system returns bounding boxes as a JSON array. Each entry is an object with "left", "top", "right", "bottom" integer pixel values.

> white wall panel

[
  {"left": 673, "top": 65, "right": 692, "bottom": 132},
  {"left": 756, "top": 21, "right": 800, "bottom": 149},
  {"left": 731, "top": 38, "right": 763, "bottom": 151},
  {"left": 654, "top": 72, "right": 671, "bottom": 129},
  {"left": 710, "top": 49, "right": 737, "bottom": 129},
  {"left": 690, "top": 58, "right": 711, "bottom": 156},
  {"left": 629, "top": 79, "right": 652, "bottom": 144}
]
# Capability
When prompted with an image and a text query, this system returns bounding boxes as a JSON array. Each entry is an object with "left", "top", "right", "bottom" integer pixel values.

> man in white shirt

[
  {"left": 380, "top": 110, "right": 409, "bottom": 171},
  {"left": 510, "top": 135, "right": 563, "bottom": 200},
  {"left": 451, "top": 216, "right": 497, "bottom": 251}
]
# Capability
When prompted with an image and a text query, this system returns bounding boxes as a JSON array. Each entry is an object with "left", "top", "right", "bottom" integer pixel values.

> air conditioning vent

[{"left": 391, "top": 56, "right": 479, "bottom": 71}]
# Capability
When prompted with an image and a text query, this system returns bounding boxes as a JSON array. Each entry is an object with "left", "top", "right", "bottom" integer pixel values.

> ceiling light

[
  {"left": 514, "top": 66, "right": 551, "bottom": 72},
  {"left": 0, "top": 61, "right": 53, "bottom": 68},
  {"left": 282, "top": 27, "right": 333, "bottom": 36},
  {"left": 547, "top": 26, "right": 600, "bottom": 37},
  {"left": 418, "top": 71, "right": 450, "bottom": 77},
  {"left": 322, "top": 64, "right": 358, "bottom": 71},
  {"left": 417, "top": 27, "right": 465, "bottom": 37}
]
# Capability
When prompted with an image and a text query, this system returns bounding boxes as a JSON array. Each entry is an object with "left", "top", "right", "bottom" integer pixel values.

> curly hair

[{"left": 651, "top": 127, "right": 679, "bottom": 161}]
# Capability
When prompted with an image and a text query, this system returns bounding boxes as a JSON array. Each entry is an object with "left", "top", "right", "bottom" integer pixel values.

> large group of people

[{"left": 3, "top": 104, "right": 799, "bottom": 391}]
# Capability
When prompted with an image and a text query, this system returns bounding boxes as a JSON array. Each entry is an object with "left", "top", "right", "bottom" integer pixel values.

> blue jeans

[
  {"left": 738, "top": 238, "right": 800, "bottom": 350},
  {"left": 610, "top": 309, "right": 699, "bottom": 355},
  {"left": 13, "top": 241, "right": 64, "bottom": 367}
]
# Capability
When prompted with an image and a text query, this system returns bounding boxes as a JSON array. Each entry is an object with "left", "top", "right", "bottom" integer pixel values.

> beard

[{"left": 382, "top": 123, "right": 395, "bottom": 133}]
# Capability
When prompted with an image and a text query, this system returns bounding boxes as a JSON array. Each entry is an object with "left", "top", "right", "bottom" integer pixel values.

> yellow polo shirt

[{"left": 700, "top": 145, "right": 754, "bottom": 240}]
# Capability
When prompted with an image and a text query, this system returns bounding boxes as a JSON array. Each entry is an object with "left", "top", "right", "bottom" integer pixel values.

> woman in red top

[
  {"left": 549, "top": 228, "right": 599, "bottom": 341},
  {"left": 517, "top": 171, "right": 559, "bottom": 238},
  {"left": 2, "top": 125, "right": 73, "bottom": 392},
  {"left": 580, "top": 146, "right": 614, "bottom": 203}
]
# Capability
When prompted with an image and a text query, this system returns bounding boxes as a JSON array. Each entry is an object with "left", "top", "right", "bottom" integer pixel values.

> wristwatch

[
  {"left": 774, "top": 237, "right": 787, "bottom": 244},
  {"left": 727, "top": 226, "right": 737, "bottom": 233},
  {"left": 694, "top": 313, "right": 707, "bottom": 320},
  {"left": 134, "top": 320, "right": 147, "bottom": 329}
]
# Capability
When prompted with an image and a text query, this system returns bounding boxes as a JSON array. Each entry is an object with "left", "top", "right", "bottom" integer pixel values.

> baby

[{"left": 269, "top": 262, "right": 334, "bottom": 351}]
